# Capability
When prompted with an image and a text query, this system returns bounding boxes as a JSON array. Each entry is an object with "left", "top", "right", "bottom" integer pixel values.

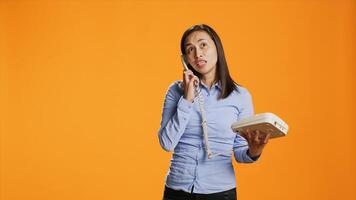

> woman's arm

[
  {"left": 157, "top": 82, "right": 194, "bottom": 152},
  {"left": 233, "top": 135, "right": 260, "bottom": 163},
  {"left": 233, "top": 87, "right": 259, "bottom": 163}
]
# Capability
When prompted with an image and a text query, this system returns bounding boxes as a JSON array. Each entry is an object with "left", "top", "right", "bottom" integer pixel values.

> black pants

[{"left": 163, "top": 186, "right": 237, "bottom": 200}]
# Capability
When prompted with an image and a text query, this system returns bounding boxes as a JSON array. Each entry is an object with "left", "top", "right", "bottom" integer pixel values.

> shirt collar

[{"left": 200, "top": 81, "right": 222, "bottom": 91}]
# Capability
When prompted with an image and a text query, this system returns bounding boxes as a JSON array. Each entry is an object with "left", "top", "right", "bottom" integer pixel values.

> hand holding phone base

[{"left": 231, "top": 113, "right": 289, "bottom": 139}]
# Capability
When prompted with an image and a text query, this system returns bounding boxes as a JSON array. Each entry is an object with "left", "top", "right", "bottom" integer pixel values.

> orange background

[{"left": 1, "top": 0, "right": 355, "bottom": 199}]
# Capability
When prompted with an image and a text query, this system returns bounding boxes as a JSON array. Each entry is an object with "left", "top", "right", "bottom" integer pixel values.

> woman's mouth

[{"left": 196, "top": 60, "right": 207, "bottom": 68}]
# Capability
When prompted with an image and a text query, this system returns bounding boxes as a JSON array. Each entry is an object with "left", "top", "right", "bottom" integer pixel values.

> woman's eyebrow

[
  {"left": 197, "top": 38, "right": 208, "bottom": 42},
  {"left": 185, "top": 39, "right": 208, "bottom": 47}
]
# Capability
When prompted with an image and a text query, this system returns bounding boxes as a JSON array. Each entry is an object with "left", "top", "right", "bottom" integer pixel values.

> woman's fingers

[
  {"left": 183, "top": 70, "right": 191, "bottom": 85},
  {"left": 248, "top": 129, "right": 258, "bottom": 143},
  {"left": 255, "top": 130, "right": 270, "bottom": 145},
  {"left": 263, "top": 132, "right": 271, "bottom": 144},
  {"left": 188, "top": 76, "right": 196, "bottom": 88},
  {"left": 239, "top": 130, "right": 249, "bottom": 142},
  {"left": 243, "top": 130, "right": 270, "bottom": 156},
  {"left": 182, "top": 70, "right": 199, "bottom": 102},
  {"left": 184, "top": 70, "right": 194, "bottom": 78},
  {"left": 245, "top": 130, "right": 271, "bottom": 145},
  {"left": 183, "top": 70, "right": 198, "bottom": 85},
  {"left": 239, "top": 130, "right": 247, "bottom": 139},
  {"left": 244, "top": 129, "right": 252, "bottom": 143},
  {"left": 183, "top": 70, "right": 199, "bottom": 88},
  {"left": 191, "top": 76, "right": 199, "bottom": 87}
]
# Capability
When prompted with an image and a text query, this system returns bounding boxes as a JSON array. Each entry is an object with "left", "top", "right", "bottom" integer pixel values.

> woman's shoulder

[
  {"left": 232, "top": 84, "right": 252, "bottom": 98},
  {"left": 166, "top": 80, "right": 184, "bottom": 96}
]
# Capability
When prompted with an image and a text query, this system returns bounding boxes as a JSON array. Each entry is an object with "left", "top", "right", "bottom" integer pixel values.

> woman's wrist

[
  {"left": 183, "top": 95, "right": 194, "bottom": 103},
  {"left": 247, "top": 149, "right": 261, "bottom": 158}
]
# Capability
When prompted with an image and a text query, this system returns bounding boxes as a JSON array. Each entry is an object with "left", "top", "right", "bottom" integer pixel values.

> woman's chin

[
  {"left": 196, "top": 67, "right": 214, "bottom": 76},
  {"left": 193, "top": 66, "right": 206, "bottom": 73}
]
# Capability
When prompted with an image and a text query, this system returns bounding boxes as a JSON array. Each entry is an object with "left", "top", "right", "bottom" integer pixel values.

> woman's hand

[
  {"left": 182, "top": 70, "right": 199, "bottom": 102},
  {"left": 240, "top": 129, "right": 271, "bottom": 157}
]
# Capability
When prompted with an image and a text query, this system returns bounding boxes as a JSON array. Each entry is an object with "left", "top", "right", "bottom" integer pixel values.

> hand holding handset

[{"left": 181, "top": 55, "right": 199, "bottom": 102}]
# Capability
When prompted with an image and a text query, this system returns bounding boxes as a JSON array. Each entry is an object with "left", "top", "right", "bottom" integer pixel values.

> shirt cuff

[{"left": 247, "top": 149, "right": 261, "bottom": 161}]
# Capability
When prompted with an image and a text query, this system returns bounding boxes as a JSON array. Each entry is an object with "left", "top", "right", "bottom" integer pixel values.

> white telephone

[{"left": 231, "top": 113, "right": 289, "bottom": 139}]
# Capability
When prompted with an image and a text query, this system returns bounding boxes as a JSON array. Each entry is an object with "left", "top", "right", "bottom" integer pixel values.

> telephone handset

[
  {"left": 180, "top": 55, "right": 200, "bottom": 97},
  {"left": 181, "top": 54, "right": 190, "bottom": 71}
]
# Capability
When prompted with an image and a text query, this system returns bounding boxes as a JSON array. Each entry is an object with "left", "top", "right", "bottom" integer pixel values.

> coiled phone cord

[
  {"left": 193, "top": 85, "right": 213, "bottom": 159},
  {"left": 194, "top": 86, "right": 234, "bottom": 159},
  {"left": 181, "top": 55, "right": 232, "bottom": 159}
]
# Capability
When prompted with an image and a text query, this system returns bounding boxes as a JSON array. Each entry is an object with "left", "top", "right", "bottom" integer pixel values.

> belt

[{"left": 163, "top": 186, "right": 236, "bottom": 200}]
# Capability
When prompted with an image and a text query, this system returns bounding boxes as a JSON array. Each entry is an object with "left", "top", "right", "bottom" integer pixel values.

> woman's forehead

[{"left": 185, "top": 31, "right": 213, "bottom": 45}]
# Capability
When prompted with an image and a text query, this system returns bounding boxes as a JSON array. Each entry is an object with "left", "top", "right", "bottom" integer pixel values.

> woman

[{"left": 158, "top": 24, "right": 271, "bottom": 200}]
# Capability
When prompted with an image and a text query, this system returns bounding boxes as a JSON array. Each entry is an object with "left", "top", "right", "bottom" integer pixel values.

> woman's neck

[
  {"left": 201, "top": 74, "right": 216, "bottom": 89},
  {"left": 199, "top": 65, "right": 217, "bottom": 89}
]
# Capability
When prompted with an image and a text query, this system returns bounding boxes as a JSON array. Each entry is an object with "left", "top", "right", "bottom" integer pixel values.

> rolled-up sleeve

[{"left": 158, "top": 82, "right": 194, "bottom": 152}]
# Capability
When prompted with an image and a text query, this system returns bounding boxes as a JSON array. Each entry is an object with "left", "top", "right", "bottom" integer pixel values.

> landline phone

[{"left": 231, "top": 113, "right": 288, "bottom": 138}]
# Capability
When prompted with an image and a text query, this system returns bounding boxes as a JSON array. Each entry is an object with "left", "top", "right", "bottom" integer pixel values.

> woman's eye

[
  {"left": 201, "top": 43, "right": 207, "bottom": 48},
  {"left": 187, "top": 47, "right": 194, "bottom": 53}
]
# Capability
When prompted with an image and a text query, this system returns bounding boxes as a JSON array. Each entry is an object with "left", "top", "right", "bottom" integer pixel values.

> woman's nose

[{"left": 194, "top": 48, "right": 203, "bottom": 58}]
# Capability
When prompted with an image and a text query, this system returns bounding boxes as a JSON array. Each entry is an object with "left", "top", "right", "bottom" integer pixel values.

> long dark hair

[{"left": 180, "top": 24, "right": 239, "bottom": 99}]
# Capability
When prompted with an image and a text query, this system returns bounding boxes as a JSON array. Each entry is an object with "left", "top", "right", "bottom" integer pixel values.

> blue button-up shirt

[{"left": 158, "top": 80, "right": 259, "bottom": 194}]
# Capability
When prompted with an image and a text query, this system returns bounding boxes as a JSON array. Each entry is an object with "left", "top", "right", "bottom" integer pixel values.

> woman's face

[{"left": 184, "top": 30, "right": 218, "bottom": 77}]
